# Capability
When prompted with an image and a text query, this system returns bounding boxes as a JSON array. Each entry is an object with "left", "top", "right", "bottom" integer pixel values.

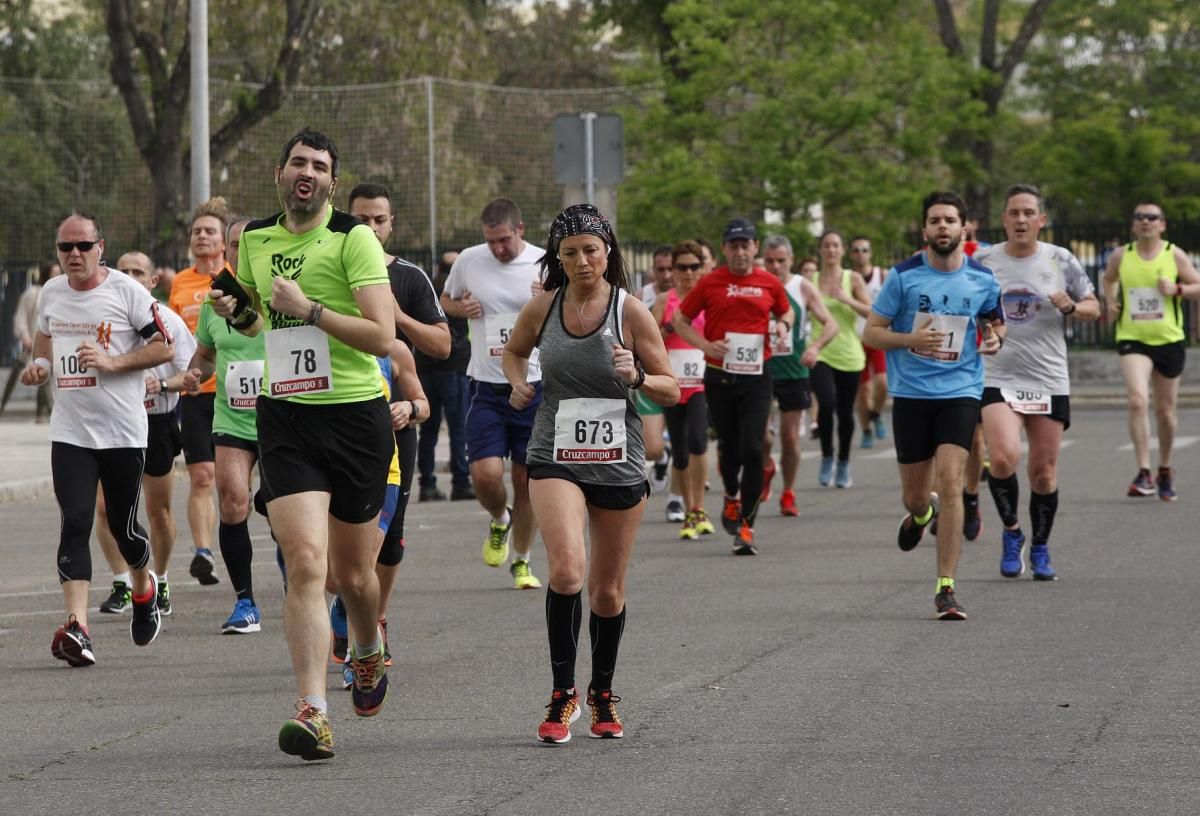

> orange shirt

[{"left": 169, "top": 265, "right": 226, "bottom": 394}]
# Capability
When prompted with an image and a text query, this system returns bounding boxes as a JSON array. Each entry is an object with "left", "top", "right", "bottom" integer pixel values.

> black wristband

[
  {"left": 1062, "top": 302, "right": 1076, "bottom": 315},
  {"left": 631, "top": 366, "right": 646, "bottom": 390},
  {"left": 409, "top": 400, "right": 420, "bottom": 421},
  {"left": 159, "top": 378, "right": 168, "bottom": 394},
  {"left": 229, "top": 308, "right": 258, "bottom": 331}
]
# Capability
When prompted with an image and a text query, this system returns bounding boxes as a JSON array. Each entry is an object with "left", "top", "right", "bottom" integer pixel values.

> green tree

[
  {"left": 617, "top": 0, "right": 971, "bottom": 255},
  {"left": 931, "top": 0, "right": 1057, "bottom": 225},
  {"left": 1016, "top": 0, "right": 1200, "bottom": 221},
  {"left": 104, "top": 0, "right": 321, "bottom": 261}
]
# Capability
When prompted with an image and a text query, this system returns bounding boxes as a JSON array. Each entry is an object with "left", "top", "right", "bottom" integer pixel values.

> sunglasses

[
  {"left": 57, "top": 241, "right": 99, "bottom": 253},
  {"left": 850, "top": 247, "right": 871, "bottom": 252},
  {"left": 674, "top": 262, "right": 702, "bottom": 272},
  {"left": 1133, "top": 213, "right": 1162, "bottom": 222}
]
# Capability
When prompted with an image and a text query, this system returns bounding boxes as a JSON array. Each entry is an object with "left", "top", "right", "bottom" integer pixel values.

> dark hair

[
  {"left": 798, "top": 257, "right": 818, "bottom": 270},
  {"left": 849, "top": 235, "right": 871, "bottom": 246},
  {"left": 922, "top": 191, "right": 969, "bottom": 223},
  {"left": 225, "top": 215, "right": 252, "bottom": 243},
  {"left": 671, "top": 240, "right": 704, "bottom": 264},
  {"left": 1003, "top": 183, "right": 1043, "bottom": 211},
  {"left": 480, "top": 198, "right": 522, "bottom": 229},
  {"left": 55, "top": 209, "right": 103, "bottom": 241},
  {"left": 34, "top": 260, "right": 58, "bottom": 286},
  {"left": 653, "top": 244, "right": 673, "bottom": 259},
  {"left": 279, "top": 128, "right": 340, "bottom": 178},
  {"left": 694, "top": 236, "right": 714, "bottom": 256},
  {"left": 540, "top": 204, "right": 629, "bottom": 293},
  {"left": 819, "top": 229, "right": 843, "bottom": 244},
  {"left": 1133, "top": 201, "right": 1165, "bottom": 218},
  {"left": 348, "top": 182, "right": 391, "bottom": 209}
]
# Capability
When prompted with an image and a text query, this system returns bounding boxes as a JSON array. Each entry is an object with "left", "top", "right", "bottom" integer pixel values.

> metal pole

[
  {"left": 189, "top": 0, "right": 210, "bottom": 208},
  {"left": 581, "top": 111, "right": 597, "bottom": 205},
  {"left": 426, "top": 76, "right": 437, "bottom": 270}
]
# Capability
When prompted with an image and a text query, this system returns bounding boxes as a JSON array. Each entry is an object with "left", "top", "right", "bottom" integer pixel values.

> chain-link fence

[{"left": 0, "top": 76, "right": 655, "bottom": 271}]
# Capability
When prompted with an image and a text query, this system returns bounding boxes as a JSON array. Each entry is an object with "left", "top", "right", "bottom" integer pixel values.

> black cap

[{"left": 722, "top": 218, "right": 757, "bottom": 242}]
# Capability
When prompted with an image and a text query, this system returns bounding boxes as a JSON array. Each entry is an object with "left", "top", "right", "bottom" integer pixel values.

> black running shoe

[
  {"left": 51, "top": 615, "right": 96, "bottom": 667},
  {"left": 130, "top": 575, "right": 162, "bottom": 646},
  {"left": 898, "top": 493, "right": 938, "bottom": 552},
  {"left": 934, "top": 587, "right": 967, "bottom": 620},
  {"left": 189, "top": 548, "right": 220, "bottom": 585},
  {"left": 156, "top": 579, "right": 172, "bottom": 616},
  {"left": 99, "top": 580, "right": 131, "bottom": 614}
]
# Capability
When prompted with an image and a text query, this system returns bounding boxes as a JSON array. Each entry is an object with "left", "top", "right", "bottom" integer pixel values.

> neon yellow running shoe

[
  {"left": 483, "top": 506, "right": 513, "bottom": 567},
  {"left": 678, "top": 512, "right": 699, "bottom": 540},
  {"left": 510, "top": 558, "right": 542, "bottom": 590},
  {"left": 693, "top": 509, "right": 715, "bottom": 535}
]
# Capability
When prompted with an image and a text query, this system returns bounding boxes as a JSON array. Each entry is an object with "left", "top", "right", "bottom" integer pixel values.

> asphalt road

[{"left": 2, "top": 408, "right": 1198, "bottom": 815}]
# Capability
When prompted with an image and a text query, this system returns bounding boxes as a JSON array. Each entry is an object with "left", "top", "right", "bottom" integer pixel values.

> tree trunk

[{"left": 149, "top": 152, "right": 188, "bottom": 266}]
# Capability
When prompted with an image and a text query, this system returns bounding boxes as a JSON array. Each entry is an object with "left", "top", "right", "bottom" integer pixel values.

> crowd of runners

[{"left": 15, "top": 127, "right": 1199, "bottom": 759}]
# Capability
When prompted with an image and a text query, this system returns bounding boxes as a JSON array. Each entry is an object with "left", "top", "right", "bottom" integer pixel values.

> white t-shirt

[
  {"left": 640, "top": 283, "right": 659, "bottom": 308},
  {"left": 143, "top": 304, "right": 195, "bottom": 415},
  {"left": 444, "top": 241, "right": 544, "bottom": 383},
  {"left": 38, "top": 269, "right": 168, "bottom": 448},
  {"left": 976, "top": 241, "right": 1093, "bottom": 395}
]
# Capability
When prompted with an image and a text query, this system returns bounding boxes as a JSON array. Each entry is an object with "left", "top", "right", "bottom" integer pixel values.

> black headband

[{"left": 548, "top": 204, "right": 615, "bottom": 250}]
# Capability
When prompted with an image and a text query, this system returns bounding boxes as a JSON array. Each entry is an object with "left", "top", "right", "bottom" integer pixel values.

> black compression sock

[
  {"left": 1030, "top": 490, "right": 1059, "bottom": 546},
  {"left": 545, "top": 588, "right": 582, "bottom": 690},
  {"left": 589, "top": 606, "right": 627, "bottom": 692},
  {"left": 988, "top": 472, "right": 1020, "bottom": 528},
  {"left": 218, "top": 520, "right": 255, "bottom": 603}
]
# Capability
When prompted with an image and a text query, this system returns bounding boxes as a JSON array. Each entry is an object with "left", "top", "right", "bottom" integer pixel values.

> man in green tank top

[{"left": 1101, "top": 202, "right": 1200, "bottom": 500}]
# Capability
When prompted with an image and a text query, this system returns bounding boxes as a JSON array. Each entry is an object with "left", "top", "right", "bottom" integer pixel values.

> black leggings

[
  {"left": 704, "top": 369, "right": 773, "bottom": 523},
  {"left": 810, "top": 362, "right": 861, "bottom": 462},
  {"left": 52, "top": 442, "right": 150, "bottom": 582},
  {"left": 663, "top": 393, "right": 709, "bottom": 471},
  {"left": 379, "top": 425, "right": 416, "bottom": 566}
]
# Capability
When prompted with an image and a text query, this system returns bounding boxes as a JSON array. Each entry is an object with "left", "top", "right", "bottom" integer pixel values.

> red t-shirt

[{"left": 678, "top": 266, "right": 790, "bottom": 368}]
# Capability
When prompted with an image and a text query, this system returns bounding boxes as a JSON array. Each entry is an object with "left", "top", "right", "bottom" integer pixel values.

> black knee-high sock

[
  {"left": 988, "top": 472, "right": 1020, "bottom": 528},
  {"left": 218, "top": 520, "right": 255, "bottom": 603},
  {"left": 1030, "top": 490, "right": 1059, "bottom": 546},
  {"left": 589, "top": 606, "right": 627, "bottom": 692},
  {"left": 546, "top": 588, "right": 582, "bottom": 690}
]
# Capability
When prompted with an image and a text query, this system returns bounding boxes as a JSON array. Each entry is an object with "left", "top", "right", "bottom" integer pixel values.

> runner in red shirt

[{"left": 673, "top": 219, "right": 792, "bottom": 555}]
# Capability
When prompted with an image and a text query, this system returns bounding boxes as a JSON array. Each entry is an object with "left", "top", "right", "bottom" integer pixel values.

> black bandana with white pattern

[{"left": 548, "top": 203, "right": 615, "bottom": 250}]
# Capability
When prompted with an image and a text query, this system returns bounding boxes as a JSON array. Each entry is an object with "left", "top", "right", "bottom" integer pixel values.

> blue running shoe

[
  {"left": 835, "top": 460, "right": 853, "bottom": 488},
  {"left": 873, "top": 416, "right": 887, "bottom": 440},
  {"left": 342, "top": 661, "right": 355, "bottom": 690},
  {"left": 329, "top": 595, "right": 349, "bottom": 663},
  {"left": 1000, "top": 528, "right": 1026, "bottom": 578},
  {"left": 1030, "top": 544, "right": 1057, "bottom": 581},
  {"left": 818, "top": 456, "right": 834, "bottom": 487},
  {"left": 860, "top": 429, "right": 874, "bottom": 449},
  {"left": 222, "top": 597, "right": 261, "bottom": 634},
  {"left": 1157, "top": 467, "right": 1177, "bottom": 501}
]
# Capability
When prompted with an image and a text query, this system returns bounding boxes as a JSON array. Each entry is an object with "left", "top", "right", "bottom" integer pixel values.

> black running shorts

[
  {"left": 179, "top": 392, "right": 216, "bottom": 465},
  {"left": 892, "top": 397, "right": 981, "bottom": 464},
  {"left": 144, "top": 413, "right": 183, "bottom": 477},
  {"left": 256, "top": 395, "right": 394, "bottom": 524},
  {"left": 527, "top": 463, "right": 650, "bottom": 510}
]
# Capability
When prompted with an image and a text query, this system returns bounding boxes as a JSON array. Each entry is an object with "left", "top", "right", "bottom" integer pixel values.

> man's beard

[
  {"left": 928, "top": 234, "right": 962, "bottom": 257},
  {"left": 283, "top": 184, "right": 329, "bottom": 218}
]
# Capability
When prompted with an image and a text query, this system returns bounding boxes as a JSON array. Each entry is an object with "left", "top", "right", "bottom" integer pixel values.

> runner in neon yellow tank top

[
  {"left": 810, "top": 230, "right": 871, "bottom": 489},
  {"left": 1102, "top": 201, "right": 1200, "bottom": 500},
  {"left": 208, "top": 129, "right": 398, "bottom": 762}
]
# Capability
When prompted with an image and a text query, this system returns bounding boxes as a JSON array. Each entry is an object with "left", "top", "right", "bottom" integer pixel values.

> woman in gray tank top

[{"left": 502, "top": 204, "right": 677, "bottom": 745}]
